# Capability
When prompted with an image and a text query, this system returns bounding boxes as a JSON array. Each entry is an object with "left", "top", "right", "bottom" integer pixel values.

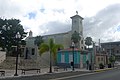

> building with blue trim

[{"left": 57, "top": 48, "right": 91, "bottom": 68}]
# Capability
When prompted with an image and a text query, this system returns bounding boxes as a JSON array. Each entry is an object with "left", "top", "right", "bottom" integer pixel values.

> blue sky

[
  {"left": 116, "top": 25, "right": 120, "bottom": 32},
  {"left": 0, "top": 0, "right": 120, "bottom": 43},
  {"left": 28, "top": 12, "right": 36, "bottom": 19}
]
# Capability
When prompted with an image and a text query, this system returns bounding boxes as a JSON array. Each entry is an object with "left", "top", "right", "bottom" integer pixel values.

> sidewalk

[
  {"left": 0, "top": 68, "right": 90, "bottom": 78},
  {"left": 1, "top": 67, "right": 115, "bottom": 79}
]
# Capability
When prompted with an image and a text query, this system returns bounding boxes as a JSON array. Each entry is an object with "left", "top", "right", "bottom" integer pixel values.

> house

[
  {"left": 57, "top": 48, "right": 90, "bottom": 68},
  {"left": 94, "top": 46, "right": 108, "bottom": 68},
  {"left": 95, "top": 53, "right": 107, "bottom": 67}
]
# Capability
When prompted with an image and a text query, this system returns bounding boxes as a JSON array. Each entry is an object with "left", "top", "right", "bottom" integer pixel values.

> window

[
  {"left": 25, "top": 48, "right": 29, "bottom": 59},
  {"left": 101, "top": 57, "right": 103, "bottom": 61},
  {"left": 111, "top": 49, "right": 114, "bottom": 53},
  {"left": 98, "top": 57, "right": 100, "bottom": 61},
  {"left": 117, "top": 50, "right": 119, "bottom": 53},
  {"left": 81, "top": 40, "right": 83, "bottom": 44},
  {"left": 107, "top": 49, "right": 109, "bottom": 52},
  {"left": 61, "top": 54, "right": 65, "bottom": 63},
  {"left": 58, "top": 48, "right": 61, "bottom": 51},
  {"left": 81, "top": 47, "right": 83, "bottom": 49},
  {"left": 32, "top": 48, "right": 35, "bottom": 55}
]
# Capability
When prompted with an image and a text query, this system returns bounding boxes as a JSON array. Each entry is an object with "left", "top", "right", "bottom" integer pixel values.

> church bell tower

[{"left": 70, "top": 11, "right": 84, "bottom": 50}]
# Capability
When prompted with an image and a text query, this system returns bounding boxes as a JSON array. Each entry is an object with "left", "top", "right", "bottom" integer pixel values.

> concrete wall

[
  {"left": 0, "top": 51, "right": 6, "bottom": 63},
  {"left": 43, "top": 32, "right": 71, "bottom": 49}
]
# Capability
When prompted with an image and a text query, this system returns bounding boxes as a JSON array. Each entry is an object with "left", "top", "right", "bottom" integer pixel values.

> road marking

[{"left": 49, "top": 72, "right": 97, "bottom": 80}]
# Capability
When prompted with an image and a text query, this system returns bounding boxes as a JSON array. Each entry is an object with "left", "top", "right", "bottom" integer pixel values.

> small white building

[{"left": 24, "top": 31, "right": 39, "bottom": 60}]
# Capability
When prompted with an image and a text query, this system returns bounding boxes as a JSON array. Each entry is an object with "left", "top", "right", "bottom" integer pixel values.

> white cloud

[
  {"left": 0, "top": 0, "right": 120, "bottom": 42},
  {"left": 84, "top": 4, "right": 120, "bottom": 43}
]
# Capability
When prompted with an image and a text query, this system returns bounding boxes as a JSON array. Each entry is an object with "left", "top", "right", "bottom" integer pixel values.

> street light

[
  {"left": 71, "top": 42, "right": 75, "bottom": 71},
  {"left": 91, "top": 41, "right": 95, "bottom": 70},
  {"left": 14, "top": 32, "right": 21, "bottom": 76},
  {"left": 49, "top": 51, "right": 52, "bottom": 73}
]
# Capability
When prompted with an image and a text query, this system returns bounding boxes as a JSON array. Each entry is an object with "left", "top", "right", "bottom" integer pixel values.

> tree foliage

[
  {"left": 71, "top": 31, "right": 81, "bottom": 48},
  {"left": 109, "top": 55, "right": 116, "bottom": 63},
  {"left": 0, "top": 18, "right": 27, "bottom": 53},
  {"left": 34, "top": 35, "right": 44, "bottom": 46},
  {"left": 39, "top": 38, "right": 64, "bottom": 61},
  {"left": 85, "top": 37, "right": 92, "bottom": 49}
]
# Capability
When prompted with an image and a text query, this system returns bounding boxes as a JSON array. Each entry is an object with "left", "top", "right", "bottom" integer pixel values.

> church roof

[
  {"left": 58, "top": 48, "right": 89, "bottom": 54},
  {"left": 43, "top": 31, "right": 71, "bottom": 37},
  {"left": 70, "top": 14, "right": 83, "bottom": 20}
]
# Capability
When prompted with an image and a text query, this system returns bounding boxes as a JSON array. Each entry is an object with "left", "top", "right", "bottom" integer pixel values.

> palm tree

[
  {"left": 71, "top": 31, "right": 81, "bottom": 48},
  {"left": 85, "top": 37, "right": 92, "bottom": 50},
  {"left": 39, "top": 38, "right": 63, "bottom": 73}
]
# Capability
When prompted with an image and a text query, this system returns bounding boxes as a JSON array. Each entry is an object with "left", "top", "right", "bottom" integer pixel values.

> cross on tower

[{"left": 76, "top": 11, "right": 78, "bottom": 15}]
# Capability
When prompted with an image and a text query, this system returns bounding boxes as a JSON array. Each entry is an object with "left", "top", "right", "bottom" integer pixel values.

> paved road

[
  {"left": 0, "top": 71, "right": 91, "bottom": 80},
  {"left": 57, "top": 69, "right": 120, "bottom": 80},
  {"left": 1, "top": 68, "right": 119, "bottom": 80}
]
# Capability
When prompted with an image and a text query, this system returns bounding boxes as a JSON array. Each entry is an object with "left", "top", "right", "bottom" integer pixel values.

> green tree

[
  {"left": 39, "top": 38, "right": 63, "bottom": 73},
  {"left": 85, "top": 37, "right": 92, "bottom": 49},
  {"left": 109, "top": 55, "right": 116, "bottom": 63},
  {"left": 0, "top": 18, "right": 27, "bottom": 54},
  {"left": 71, "top": 31, "right": 81, "bottom": 47},
  {"left": 109, "top": 55, "right": 116, "bottom": 67},
  {"left": 34, "top": 35, "right": 43, "bottom": 46}
]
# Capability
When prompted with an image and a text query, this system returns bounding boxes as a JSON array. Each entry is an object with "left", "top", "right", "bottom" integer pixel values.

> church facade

[
  {"left": 23, "top": 12, "right": 86, "bottom": 66},
  {"left": 43, "top": 12, "right": 85, "bottom": 50}
]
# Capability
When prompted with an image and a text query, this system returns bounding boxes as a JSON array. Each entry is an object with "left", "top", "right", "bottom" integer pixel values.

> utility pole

[
  {"left": 99, "top": 39, "right": 102, "bottom": 64},
  {"left": 92, "top": 42, "right": 96, "bottom": 70}
]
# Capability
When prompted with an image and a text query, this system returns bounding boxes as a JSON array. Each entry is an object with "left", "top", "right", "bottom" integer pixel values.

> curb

[{"left": 94, "top": 68, "right": 112, "bottom": 72}]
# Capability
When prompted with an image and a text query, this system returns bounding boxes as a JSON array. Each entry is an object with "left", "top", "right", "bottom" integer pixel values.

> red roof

[{"left": 58, "top": 48, "right": 89, "bottom": 54}]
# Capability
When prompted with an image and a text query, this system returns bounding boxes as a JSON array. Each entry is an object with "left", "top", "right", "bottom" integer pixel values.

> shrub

[{"left": 99, "top": 63, "right": 104, "bottom": 69}]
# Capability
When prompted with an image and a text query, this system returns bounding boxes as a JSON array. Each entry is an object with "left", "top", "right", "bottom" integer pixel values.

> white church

[{"left": 24, "top": 12, "right": 85, "bottom": 60}]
